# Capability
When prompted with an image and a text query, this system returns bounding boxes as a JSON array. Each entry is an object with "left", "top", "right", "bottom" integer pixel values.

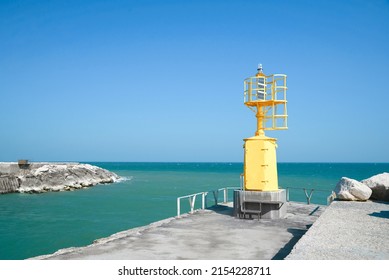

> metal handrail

[
  {"left": 177, "top": 186, "right": 334, "bottom": 217},
  {"left": 176, "top": 187, "right": 239, "bottom": 217},
  {"left": 176, "top": 192, "right": 207, "bottom": 217},
  {"left": 285, "top": 187, "right": 333, "bottom": 205},
  {"left": 208, "top": 187, "right": 238, "bottom": 206}
]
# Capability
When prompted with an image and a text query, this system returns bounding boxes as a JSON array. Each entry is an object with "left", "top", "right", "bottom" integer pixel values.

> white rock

[
  {"left": 334, "top": 177, "right": 372, "bottom": 201},
  {"left": 361, "top": 172, "right": 389, "bottom": 202},
  {"left": 34, "top": 166, "right": 49, "bottom": 174},
  {"left": 19, "top": 186, "right": 42, "bottom": 193}
]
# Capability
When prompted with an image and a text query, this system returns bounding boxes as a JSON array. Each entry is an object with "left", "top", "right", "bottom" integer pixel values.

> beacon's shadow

[{"left": 207, "top": 204, "right": 234, "bottom": 216}]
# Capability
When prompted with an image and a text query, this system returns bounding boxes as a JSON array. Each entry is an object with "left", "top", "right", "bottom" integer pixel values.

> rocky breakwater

[{"left": 0, "top": 162, "right": 120, "bottom": 194}]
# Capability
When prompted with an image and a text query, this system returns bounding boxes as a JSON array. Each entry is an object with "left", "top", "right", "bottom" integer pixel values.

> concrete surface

[
  {"left": 33, "top": 202, "right": 325, "bottom": 260},
  {"left": 287, "top": 200, "right": 389, "bottom": 259}
]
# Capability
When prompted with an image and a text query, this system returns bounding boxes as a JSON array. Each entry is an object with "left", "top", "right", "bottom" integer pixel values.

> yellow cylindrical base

[{"left": 243, "top": 135, "right": 278, "bottom": 191}]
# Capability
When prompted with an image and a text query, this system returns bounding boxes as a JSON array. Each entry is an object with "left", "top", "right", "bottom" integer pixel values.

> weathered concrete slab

[
  {"left": 33, "top": 202, "right": 325, "bottom": 260},
  {"left": 287, "top": 200, "right": 389, "bottom": 260}
]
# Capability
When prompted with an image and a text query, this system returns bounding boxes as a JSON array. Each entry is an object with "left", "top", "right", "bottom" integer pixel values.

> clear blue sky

[{"left": 1, "top": 0, "right": 388, "bottom": 162}]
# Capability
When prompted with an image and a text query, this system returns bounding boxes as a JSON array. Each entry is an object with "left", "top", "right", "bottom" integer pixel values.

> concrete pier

[
  {"left": 33, "top": 202, "right": 325, "bottom": 260},
  {"left": 31, "top": 199, "right": 389, "bottom": 260},
  {"left": 287, "top": 200, "right": 389, "bottom": 260}
]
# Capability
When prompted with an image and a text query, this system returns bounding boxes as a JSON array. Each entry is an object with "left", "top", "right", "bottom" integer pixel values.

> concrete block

[{"left": 233, "top": 189, "right": 287, "bottom": 219}]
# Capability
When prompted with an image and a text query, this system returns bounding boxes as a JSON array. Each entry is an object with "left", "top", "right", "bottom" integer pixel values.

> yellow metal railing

[{"left": 244, "top": 74, "right": 288, "bottom": 130}]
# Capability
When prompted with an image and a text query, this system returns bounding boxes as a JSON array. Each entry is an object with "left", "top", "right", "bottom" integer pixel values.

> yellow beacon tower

[{"left": 234, "top": 64, "right": 288, "bottom": 219}]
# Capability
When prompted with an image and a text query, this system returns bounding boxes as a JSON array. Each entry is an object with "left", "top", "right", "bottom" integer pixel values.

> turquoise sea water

[{"left": 0, "top": 162, "right": 388, "bottom": 260}]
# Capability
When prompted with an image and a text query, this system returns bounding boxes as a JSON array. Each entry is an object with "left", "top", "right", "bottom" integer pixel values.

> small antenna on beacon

[{"left": 257, "top": 63, "right": 263, "bottom": 73}]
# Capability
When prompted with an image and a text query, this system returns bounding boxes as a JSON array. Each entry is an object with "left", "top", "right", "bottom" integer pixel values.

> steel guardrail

[{"left": 177, "top": 186, "right": 334, "bottom": 216}]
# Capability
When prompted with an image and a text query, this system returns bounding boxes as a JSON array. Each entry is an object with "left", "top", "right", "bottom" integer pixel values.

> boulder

[
  {"left": 361, "top": 172, "right": 389, "bottom": 202},
  {"left": 334, "top": 177, "right": 372, "bottom": 201}
]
